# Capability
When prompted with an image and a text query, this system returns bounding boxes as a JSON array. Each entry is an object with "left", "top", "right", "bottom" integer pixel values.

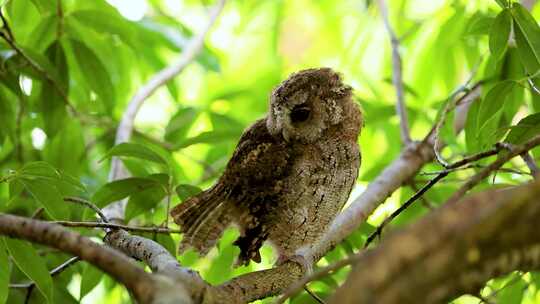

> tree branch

[
  {"left": 330, "top": 178, "right": 540, "bottom": 303},
  {"left": 377, "top": 0, "right": 411, "bottom": 144},
  {"left": 104, "top": 229, "right": 210, "bottom": 303},
  {"left": 53, "top": 221, "right": 180, "bottom": 234},
  {"left": 0, "top": 214, "right": 159, "bottom": 303},
  {"left": 447, "top": 135, "right": 540, "bottom": 204}
]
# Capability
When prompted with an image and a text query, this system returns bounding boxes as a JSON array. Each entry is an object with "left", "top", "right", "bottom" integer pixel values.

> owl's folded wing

[{"left": 171, "top": 119, "right": 293, "bottom": 263}]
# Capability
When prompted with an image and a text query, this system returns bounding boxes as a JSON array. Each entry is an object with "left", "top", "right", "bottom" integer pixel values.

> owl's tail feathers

[{"left": 170, "top": 189, "right": 234, "bottom": 255}]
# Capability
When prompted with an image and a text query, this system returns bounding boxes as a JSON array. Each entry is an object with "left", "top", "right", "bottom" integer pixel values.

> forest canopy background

[{"left": 1, "top": 0, "right": 540, "bottom": 303}]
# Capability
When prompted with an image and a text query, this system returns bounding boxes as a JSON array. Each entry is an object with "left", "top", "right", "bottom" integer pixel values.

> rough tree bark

[{"left": 331, "top": 178, "right": 540, "bottom": 304}]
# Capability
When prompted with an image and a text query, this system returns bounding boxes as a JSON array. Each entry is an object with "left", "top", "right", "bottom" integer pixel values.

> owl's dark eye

[{"left": 290, "top": 104, "right": 311, "bottom": 123}]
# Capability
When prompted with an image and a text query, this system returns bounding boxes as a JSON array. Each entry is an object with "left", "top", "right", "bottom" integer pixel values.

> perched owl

[{"left": 171, "top": 68, "right": 362, "bottom": 266}]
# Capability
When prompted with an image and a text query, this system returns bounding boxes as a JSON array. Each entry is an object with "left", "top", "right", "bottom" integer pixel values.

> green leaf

[
  {"left": 466, "top": 16, "right": 494, "bottom": 36},
  {"left": 100, "top": 143, "right": 167, "bottom": 165},
  {"left": 3, "top": 238, "right": 53, "bottom": 303},
  {"left": 0, "top": 89, "right": 17, "bottom": 142},
  {"left": 497, "top": 276, "right": 526, "bottom": 303},
  {"left": 505, "top": 113, "right": 540, "bottom": 144},
  {"left": 69, "top": 39, "right": 115, "bottom": 113},
  {"left": 156, "top": 234, "right": 176, "bottom": 257},
  {"left": 43, "top": 120, "right": 85, "bottom": 176},
  {"left": 92, "top": 177, "right": 160, "bottom": 208},
  {"left": 25, "top": 14, "right": 57, "bottom": 52},
  {"left": 20, "top": 178, "right": 68, "bottom": 220},
  {"left": 173, "top": 130, "right": 242, "bottom": 150},
  {"left": 175, "top": 184, "right": 202, "bottom": 201},
  {"left": 80, "top": 263, "right": 103, "bottom": 301},
  {"left": 41, "top": 41, "right": 69, "bottom": 137},
  {"left": 489, "top": 9, "right": 512, "bottom": 60},
  {"left": 465, "top": 99, "right": 481, "bottom": 152},
  {"left": 478, "top": 81, "right": 516, "bottom": 131},
  {"left": 8, "top": 179, "right": 23, "bottom": 201},
  {"left": 512, "top": 3, "right": 540, "bottom": 76},
  {"left": 20, "top": 161, "right": 61, "bottom": 180},
  {"left": 495, "top": 0, "right": 509, "bottom": 9},
  {"left": 165, "top": 107, "right": 198, "bottom": 143},
  {"left": 0, "top": 240, "right": 9, "bottom": 304},
  {"left": 18, "top": 47, "right": 63, "bottom": 83},
  {"left": 29, "top": 0, "right": 55, "bottom": 13},
  {"left": 125, "top": 185, "right": 166, "bottom": 221},
  {"left": 68, "top": 10, "right": 136, "bottom": 48}
]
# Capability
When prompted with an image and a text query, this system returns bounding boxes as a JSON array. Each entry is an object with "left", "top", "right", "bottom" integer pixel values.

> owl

[{"left": 171, "top": 68, "right": 362, "bottom": 267}]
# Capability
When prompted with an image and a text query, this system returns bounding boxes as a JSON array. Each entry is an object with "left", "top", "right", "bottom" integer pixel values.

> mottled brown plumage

[{"left": 171, "top": 67, "right": 362, "bottom": 266}]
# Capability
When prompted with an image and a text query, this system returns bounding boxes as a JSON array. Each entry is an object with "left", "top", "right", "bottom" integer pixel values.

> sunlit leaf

[
  {"left": 478, "top": 81, "right": 516, "bottom": 131},
  {"left": 92, "top": 177, "right": 160, "bottom": 208},
  {"left": 19, "top": 161, "right": 61, "bottom": 180},
  {"left": 20, "top": 177, "right": 68, "bottom": 220},
  {"left": 100, "top": 142, "right": 168, "bottom": 165},
  {"left": 80, "top": 263, "right": 103, "bottom": 301},
  {"left": 3, "top": 238, "right": 53, "bottom": 303},
  {"left": 497, "top": 276, "right": 526, "bottom": 303},
  {"left": 165, "top": 107, "right": 198, "bottom": 143},
  {"left": 68, "top": 10, "right": 136, "bottom": 48},
  {"left": 156, "top": 234, "right": 176, "bottom": 257},
  {"left": 41, "top": 41, "right": 68, "bottom": 137},
  {"left": 175, "top": 184, "right": 202, "bottom": 202},
  {"left": 43, "top": 120, "right": 85, "bottom": 176},
  {"left": 29, "top": 0, "right": 55, "bottom": 13},
  {"left": 69, "top": 39, "right": 115, "bottom": 113},
  {"left": 466, "top": 15, "right": 494, "bottom": 36},
  {"left": 125, "top": 184, "right": 166, "bottom": 221},
  {"left": 489, "top": 9, "right": 512, "bottom": 60},
  {"left": 512, "top": 3, "right": 540, "bottom": 79},
  {"left": 495, "top": 0, "right": 509, "bottom": 9},
  {"left": 505, "top": 113, "right": 540, "bottom": 144},
  {"left": 173, "top": 130, "right": 242, "bottom": 150}
]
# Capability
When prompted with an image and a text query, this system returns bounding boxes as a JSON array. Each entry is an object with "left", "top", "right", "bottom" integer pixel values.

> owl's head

[{"left": 266, "top": 68, "right": 355, "bottom": 143}]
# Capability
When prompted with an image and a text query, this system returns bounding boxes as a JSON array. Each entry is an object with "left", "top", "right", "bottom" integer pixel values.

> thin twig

[
  {"left": 364, "top": 171, "right": 448, "bottom": 248},
  {"left": 377, "top": 0, "right": 411, "bottom": 144},
  {"left": 433, "top": 68, "right": 483, "bottom": 167},
  {"left": 362, "top": 140, "right": 536, "bottom": 247},
  {"left": 10, "top": 256, "right": 80, "bottom": 289},
  {"left": 105, "top": 0, "right": 226, "bottom": 221},
  {"left": 520, "top": 152, "right": 539, "bottom": 178},
  {"left": 63, "top": 196, "right": 109, "bottom": 223},
  {"left": 53, "top": 221, "right": 181, "bottom": 234},
  {"left": 31, "top": 208, "right": 45, "bottom": 219},
  {"left": 447, "top": 136, "right": 540, "bottom": 204},
  {"left": 303, "top": 286, "right": 327, "bottom": 304}
]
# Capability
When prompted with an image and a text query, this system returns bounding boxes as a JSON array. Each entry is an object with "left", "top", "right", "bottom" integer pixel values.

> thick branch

[
  {"left": 0, "top": 214, "right": 157, "bottom": 303},
  {"left": 331, "top": 179, "right": 540, "bottom": 304},
  {"left": 105, "top": 229, "right": 207, "bottom": 302}
]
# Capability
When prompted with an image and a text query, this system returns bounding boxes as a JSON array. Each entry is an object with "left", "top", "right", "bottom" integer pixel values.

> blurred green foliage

[{"left": 1, "top": 0, "right": 540, "bottom": 303}]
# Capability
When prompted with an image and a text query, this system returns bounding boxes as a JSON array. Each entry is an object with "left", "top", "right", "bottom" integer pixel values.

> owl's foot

[{"left": 276, "top": 253, "right": 313, "bottom": 275}]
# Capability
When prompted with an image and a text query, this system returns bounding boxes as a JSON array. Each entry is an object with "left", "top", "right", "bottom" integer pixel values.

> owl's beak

[{"left": 282, "top": 130, "right": 291, "bottom": 143}]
